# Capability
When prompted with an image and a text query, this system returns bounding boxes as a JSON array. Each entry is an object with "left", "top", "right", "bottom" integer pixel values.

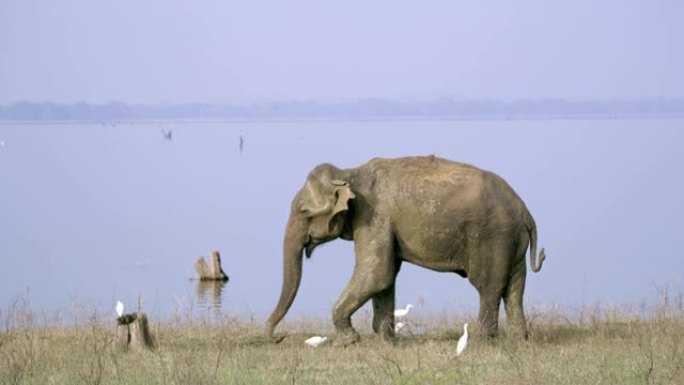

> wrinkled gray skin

[{"left": 266, "top": 156, "right": 546, "bottom": 345}]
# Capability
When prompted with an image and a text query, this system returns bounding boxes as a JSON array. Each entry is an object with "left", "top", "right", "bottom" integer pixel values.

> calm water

[{"left": 1, "top": 118, "right": 683, "bottom": 322}]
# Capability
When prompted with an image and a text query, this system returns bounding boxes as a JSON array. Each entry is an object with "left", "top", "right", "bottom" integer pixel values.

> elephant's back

[
  {"left": 363, "top": 156, "right": 490, "bottom": 201},
  {"left": 358, "top": 156, "right": 528, "bottom": 215},
  {"left": 366, "top": 155, "right": 482, "bottom": 177}
]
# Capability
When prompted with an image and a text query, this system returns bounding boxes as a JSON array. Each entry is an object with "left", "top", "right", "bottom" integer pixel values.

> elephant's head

[{"left": 265, "top": 164, "right": 355, "bottom": 338}]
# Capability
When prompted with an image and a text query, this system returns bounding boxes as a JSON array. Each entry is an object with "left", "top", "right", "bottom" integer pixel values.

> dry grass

[{"left": 1, "top": 300, "right": 683, "bottom": 385}]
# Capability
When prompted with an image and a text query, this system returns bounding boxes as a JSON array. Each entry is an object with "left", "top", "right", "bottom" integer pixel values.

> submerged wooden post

[
  {"left": 194, "top": 250, "right": 229, "bottom": 281},
  {"left": 116, "top": 312, "right": 155, "bottom": 350},
  {"left": 196, "top": 280, "right": 227, "bottom": 308}
]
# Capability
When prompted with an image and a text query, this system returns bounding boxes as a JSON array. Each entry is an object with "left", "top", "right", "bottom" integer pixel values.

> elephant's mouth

[
  {"left": 304, "top": 237, "right": 319, "bottom": 258},
  {"left": 304, "top": 235, "right": 334, "bottom": 258}
]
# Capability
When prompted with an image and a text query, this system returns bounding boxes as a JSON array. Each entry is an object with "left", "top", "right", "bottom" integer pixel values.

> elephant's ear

[{"left": 329, "top": 180, "right": 355, "bottom": 223}]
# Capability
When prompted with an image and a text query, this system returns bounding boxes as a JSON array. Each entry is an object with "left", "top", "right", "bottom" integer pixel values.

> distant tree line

[{"left": 1, "top": 98, "right": 683, "bottom": 121}]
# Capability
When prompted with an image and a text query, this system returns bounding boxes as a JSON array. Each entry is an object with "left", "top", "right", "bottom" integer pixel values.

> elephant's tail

[{"left": 526, "top": 213, "right": 546, "bottom": 273}]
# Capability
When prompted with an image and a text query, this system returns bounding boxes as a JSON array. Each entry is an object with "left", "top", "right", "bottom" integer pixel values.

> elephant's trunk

[{"left": 265, "top": 209, "right": 306, "bottom": 338}]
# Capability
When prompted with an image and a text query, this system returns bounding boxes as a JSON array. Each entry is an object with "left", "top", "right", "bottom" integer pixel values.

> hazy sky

[{"left": 1, "top": 0, "right": 683, "bottom": 104}]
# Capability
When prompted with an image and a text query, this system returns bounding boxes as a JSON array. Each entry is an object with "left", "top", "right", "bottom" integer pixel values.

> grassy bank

[{"left": 1, "top": 303, "right": 683, "bottom": 385}]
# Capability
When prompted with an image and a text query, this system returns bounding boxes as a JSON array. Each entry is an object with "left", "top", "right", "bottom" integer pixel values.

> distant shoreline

[
  {"left": 2, "top": 98, "right": 683, "bottom": 123},
  {"left": 1, "top": 113, "right": 683, "bottom": 126}
]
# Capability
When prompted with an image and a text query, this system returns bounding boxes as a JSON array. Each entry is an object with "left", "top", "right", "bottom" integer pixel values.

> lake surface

[{"left": 1, "top": 118, "right": 683, "bottom": 323}]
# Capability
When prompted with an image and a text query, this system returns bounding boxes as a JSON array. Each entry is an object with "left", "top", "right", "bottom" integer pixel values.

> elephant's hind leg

[
  {"left": 468, "top": 240, "right": 512, "bottom": 338},
  {"left": 476, "top": 289, "right": 503, "bottom": 338},
  {"left": 503, "top": 248, "right": 529, "bottom": 339}
]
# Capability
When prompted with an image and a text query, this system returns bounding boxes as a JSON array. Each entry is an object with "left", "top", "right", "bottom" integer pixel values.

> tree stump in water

[
  {"left": 195, "top": 250, "right": 229, "bottom": 281},
  {"left": 116, "top": 312, "right": 155, "bottom": 350}
]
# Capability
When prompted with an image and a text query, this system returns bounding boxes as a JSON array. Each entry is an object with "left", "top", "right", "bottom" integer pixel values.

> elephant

[{"left": 265, "top": 155, "right": 546, "bottom": 345}]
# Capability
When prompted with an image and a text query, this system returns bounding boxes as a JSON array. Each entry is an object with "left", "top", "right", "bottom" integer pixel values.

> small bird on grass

[
  {"left": 304, "top": 336, "right": 328, "bottom": 347},
  {"left": 456, "top": 323, "right": 469, "bottom": 356},
  {"left": 394, "top": 304, "right": 413, "bottom": 318},
  {"left": 394, "top": 321, "right": 406, "bottom": 333}
]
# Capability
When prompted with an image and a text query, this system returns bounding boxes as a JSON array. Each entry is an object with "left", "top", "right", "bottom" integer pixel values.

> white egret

[
  {"left": 115, "top": 300, "right": 124, "bottom": 317},
  {"left": 394, "top": 321, "right": 405, "bottom": 333},
  {"left": 456, "top": 323, "right": 469, "bottom": 356},
  {"left": 304, "top": 336, "right": 328, "bottom": 347},
  {"left": 394, "top": 304, "right": 413, "bottom": 318}
]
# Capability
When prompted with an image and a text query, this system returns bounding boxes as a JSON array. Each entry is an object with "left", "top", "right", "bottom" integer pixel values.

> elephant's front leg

[
  {"left": 372, "top": 259, "right": 401, "bottom": 340},
  {"left": 372, "top": 283, "right": 395, "bottom": 340},
  {"left": 332, "top": 228, "right": 395, "bottom": 346}
]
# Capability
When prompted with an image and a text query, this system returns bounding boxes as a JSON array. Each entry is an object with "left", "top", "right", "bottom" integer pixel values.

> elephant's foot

[
  {"left": 479, "top": 326, "right": 498, "bottom": 340},
  {"left": 470, "top": 322, "right": 498, "bottom": 340},
  {"left": 477, "top": 317, "right": 499, "bottom": 339},
  {"left": 333, "top": 329, "right": 360, "bottom": 347},
  {"left": 373, "top": 318, "right": 394, "bottom": 340},
  {"left": 507, "top": 325, "right": 529, "bottom": 341},
  {"left": 379, "top": 324, "right": 394, "bottom": 341},
  {"left": 380, "top": 331, "right": 394, "bottom": 342}
]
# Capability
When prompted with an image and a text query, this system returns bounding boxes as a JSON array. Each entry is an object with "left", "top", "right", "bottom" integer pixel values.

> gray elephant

[{"left": 266, "top": 156, "right": 545, "bottom": 345}]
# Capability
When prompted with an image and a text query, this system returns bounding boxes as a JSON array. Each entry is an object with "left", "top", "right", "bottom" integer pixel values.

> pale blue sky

[{"left": 1, "top": 0, "right": 682, "bottom": 103}]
